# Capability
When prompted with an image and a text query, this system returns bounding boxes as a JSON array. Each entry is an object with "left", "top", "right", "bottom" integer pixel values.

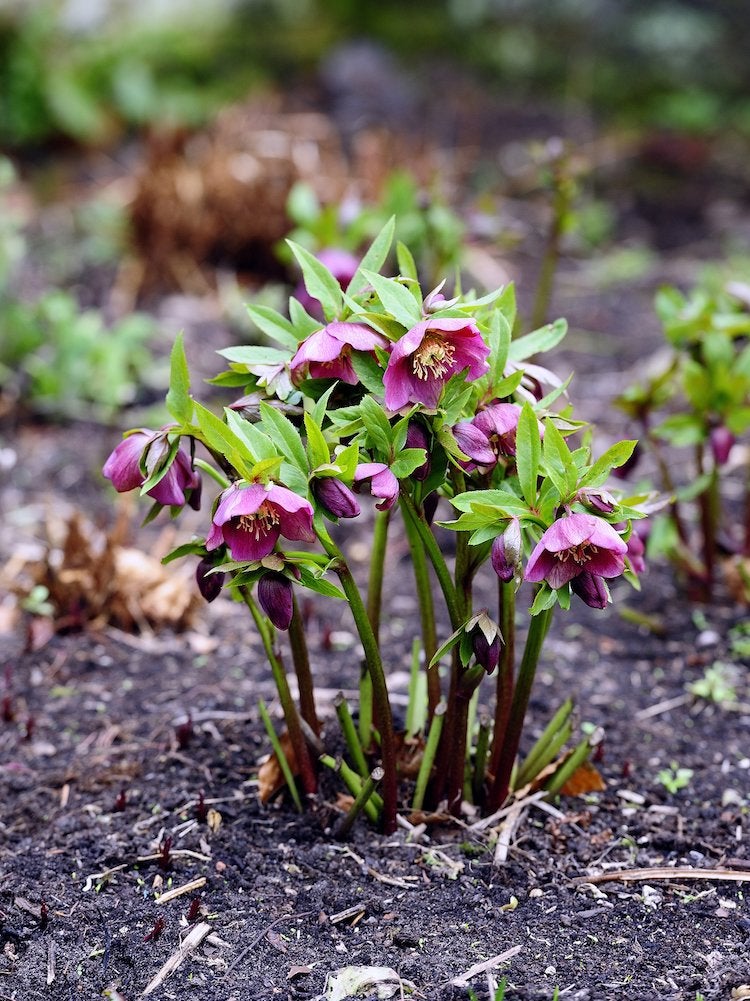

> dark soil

[{"left": 2, "top": 90, "right": 750, "bottom": 1001}]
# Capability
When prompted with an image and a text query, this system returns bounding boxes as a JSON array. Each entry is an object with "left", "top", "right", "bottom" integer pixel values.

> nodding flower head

[
  {"left": 257, "top": 572, "right": 294, "bottom": 630},
  {"left": 491, "top": 518, "right": 522, "bottom": 584},
  {"left": 453, "top": 403, "right": 522, "bottom": 469},
  {"left": 353, "top": 463, "right": 399, "bottom": 511},
  {"left": 206, "top": 482, "right": 315, "bottom": 562},
  {"left": 103, "top": 429, "right": 201, "bottom": 509},
  {"left": 383, "top": 318, "right": 490, "bottom": 411},
  {"left": 524, "top": 513, "right": 627, "bottom": 591},
  {"left": 290, "top": 322, "right": 387, "bottom": 386},
  {"left": 312, "top": 476, "right": 361, "bottom": 520}
]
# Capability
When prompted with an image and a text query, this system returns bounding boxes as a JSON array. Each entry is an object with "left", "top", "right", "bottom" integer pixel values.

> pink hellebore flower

[
  {"left": 353, "top": 463, "right": 399, "bottom": 511},
  {"left": 290, "top": 322, "right": 387, "bottom": 386},
  {"left": 103, "top": 430, "right": 201, "bottom": 509},
  {"left": 206, "top": 482, "right": 315, "bottom": 562},
  {"left": 383, "top": 318, "right": 490, "bottom": 411},
  {"left": 525, "top": 513, "right": 627, "bottom": 590},
  {"left": 294, "top": 248, "right": 360, "bottom": 318},
  {"left": 453, "top": 403, "right": 522, "bottom": 468}
]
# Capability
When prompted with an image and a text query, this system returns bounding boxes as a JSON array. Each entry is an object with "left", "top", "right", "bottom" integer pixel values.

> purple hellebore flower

[
  {"left": 524, "top": 513, "right": 627, "bottom": 590},
  {"left": 257, "top": 572, "right": 294, "bottom": 631},
  {"left": 103, "top": 429, "right": 201, "bottom": 509},
  {"left": 206, "top": 482, "right": 315, "bottom": 562},
  {"left": 625, "top": 530, "right": 647, "bottom": 576},
  {"left": 294, "top": 248, "right": 360, "bottom": 319},
  {"left": 453, "top": 403, "right": 522, "bottom": 468},
  {"left": 290, "top": 321, "right": 388, "bottom": 386},
  {"left": 353, "top": 463, "right": 399, "bottom": 511},
  {"left": 467, "top": 611, "right": 503, "bottom": 674},
  {"left": 570, "top": 571, "right": 610, "bottom": 609},
  {"left": 383, "top": 317, "right": 490, "bottom": 411},
  {"left": 312, "top": 477, "right": 361, "bottom": 520}
]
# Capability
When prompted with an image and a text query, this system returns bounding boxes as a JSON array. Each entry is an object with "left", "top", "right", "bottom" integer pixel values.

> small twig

[
  {"left": 635, "top": 694, "right": 690, "bottom": 720},
  {"left": 155, "top": 877, "right": 207, "bottom": 904},
  {"left": 142, "top": 921, "right": 211, "bottom": 996},
  {"left": 573, "top": 866, "right": 750, "bottom": 886},
  {"left": 329, "top": 903, "right": 367, "bottom": 925},
  {"left": 451, "top": 945, "right": 523, "bottom": 987},
  {"left": 222, "top": 910, "right": 317, "bottom": 978}
]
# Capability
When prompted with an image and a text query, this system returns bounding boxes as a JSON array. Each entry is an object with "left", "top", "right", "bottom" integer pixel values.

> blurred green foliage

[
  {"left": 0, "top": 158, "right": 160, "bottom": 422},
  {"left": 2, "top": 0, "right": 750, "bottom": 150}
]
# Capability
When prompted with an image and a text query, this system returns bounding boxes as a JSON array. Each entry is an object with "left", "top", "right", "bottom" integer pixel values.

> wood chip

[
  {"left": 155, "top": 877, "right": 207, "bottom": 905},
  {"left": 142, "top": 921, "right": 211, "bottom": 996},
  {"left": 573, "top": 866, "right": 750, "bottom": 886},
  {"left": 451, "top": 945, "right": 524, "bottom": 986}
]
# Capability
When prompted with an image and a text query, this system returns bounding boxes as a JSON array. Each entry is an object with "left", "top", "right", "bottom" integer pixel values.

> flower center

[
  {"left": 238, "top": 501, "right": 280, "bottom": 540},
  {"left": 412, "top": 335, "right": 455, "bottom": 380},
  {"left": 555, "top": 542, "right": 597, "bottom": 566}
]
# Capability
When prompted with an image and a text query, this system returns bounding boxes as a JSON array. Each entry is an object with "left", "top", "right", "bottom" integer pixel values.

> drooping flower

[
  {"left": 206, "top": 482, "right": 315, "bottom": 562},
  {"left": 290, "top": 322, "right": 387, "bottom": 386},
  {"left": 625, "top": 529, "right": 647, "bottom": 576},
  {"left": 524, "top": 513, "right": 627, "bottom": 590},
  {"left": 103, "top": 429, "right": 201, "bottom": 509},
  {"left": 353, "top": 463, "right": 399, "bottom": 511},
  {"left": 710, "top": 425, "right": 734, "bottom": 466},
  {"left": 405, "top": 420, "right": 431, "bottom": 481},
  {"left": 195, "top": 556, "right": 225, "bottom": 603},
  {"left": 312, "top": 476, "right": 361, "bottom": 520},
  {"left": 294, "top": 248, "right": 360, "bottom": 319},
  {"left": 466, "top": 611, "right": 503, "bottom": 673},
  {"left": 453, "top": 403, "right": 522, "bottom": 468},
  {"left": 383, "top": 318, "right": 490, "bottom": 411},
  {"left": 257, "top": 572, "right": 294, "bottom": 630},
  {"left": 570, "top": 571, "right": 610, "bottom": 609},
  {"left": 491, "top": 518, "right": 522, "bottom": 583}
]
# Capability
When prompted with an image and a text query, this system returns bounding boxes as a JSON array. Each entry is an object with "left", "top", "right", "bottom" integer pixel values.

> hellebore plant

[
  {"left": 616, "top": 280, "right": 750, "bottom": 600},
  {"left": 104, "top": 218, "right": 648, "bottom": 834}
]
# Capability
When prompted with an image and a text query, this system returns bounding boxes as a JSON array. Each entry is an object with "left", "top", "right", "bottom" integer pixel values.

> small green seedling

[{"left": 657, "top": 762, "right": 694, "bottom": 794}]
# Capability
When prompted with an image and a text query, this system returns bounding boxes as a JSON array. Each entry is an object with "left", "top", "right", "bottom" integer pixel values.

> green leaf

[
  {"left": 429, "top": 626, "right": 463, "bottom": 668},
  {"left": 259, "top": 401, "right": 308, "bottom": 472},
  {"left": 304, "top": 412, "right": 331, "bottom": 468},
  {"left": 450, "top": 489, "right": 529, "bottom": 515},
  {"left": 311, "top": 383, "right": 337, "bottom": 427},
  {"left": 287, "top": 240, "right": 342, "bottom": 321},
  {"left": 359, "top": 395, "right": 394, "bottom": 456},
  {"left": 396, "top": 240, "right": 418, "bottom": 282},
  {"left": 529, "top": 585, "right": 558, "bottom": 615},
  {"left": 542, "top": 419, "right": 577, "bottom": 500},
  {"left": 350, "top": 352, "right": 386, "bottom": 394},
  {"left": 578, "top": 440, "right": 638, "bottom": 490},
  {"left": 165, "top": 333, "right": 193, "bottom": 424},
  {"left": 389, "top": 448, "right": 427, "bottom": 479},
  {"left": 485, "top": 308, "right": 512, "bottom": 391},
  {"left": 516, "top": 403, "right": 542, "bottom": 509},
  {"left": 217, "top": 346, "right": 291, "bottom": 367},
  {"left": 347, "top": 216, "right": 395, "bottom": 295},
  {"left": 653, "top": 413, "right": 706, "bottom": 447},
  {"left": 361, "top": 270, "right": 422, "bottom": 329},
  {"left": 225, "top": 407, "right": 278, "bottom": 462},
  {"left": 508, "top": 318, "right": 568, "bottom": 362},
  {"left": 288, "top": 297, "right": 322, "bottom": 337},
  {"left": 297, "top": 565, "right": 345, "bottom": 600},
  {"left": 194, "top": 402, "right": 252, "bottom": 470},
  {"left": 333, "top": 442, "right": 359, "bottom": 480},
  {"left": 161, "top": 541, "right": 207, "bottom": 564},
  {"left": 140, "top": 436, "right": 180, "bottom": 495},
  {"left": 246, "top": 304, "right": 301, "bottom": 349}
]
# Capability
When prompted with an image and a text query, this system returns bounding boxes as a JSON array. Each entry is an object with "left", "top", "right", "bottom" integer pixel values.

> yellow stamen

[
  {"left": 238, "top": 501, "right": 280, "bottom": 540},
  {"left": 412, "top": 335, "right": 455, "bottom": 381}
]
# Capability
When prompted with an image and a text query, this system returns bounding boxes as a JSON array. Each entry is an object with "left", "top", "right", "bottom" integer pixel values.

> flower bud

[
  {"left": 710, "top": 426, "right": 734, "bottom": 466},
  {"left": 491, "top": 518, "right": 522, "bottom": 583},
  {"left": 580, "top": 488, "right": 616, "bottom": 515},
  {"left": 423, "top": 491, "right": 439, "bottom": 526},
  {"left": 312, "top": 477, "right": 361, "bottom": 520},
  {"left": 405, "top": 421, "right": 431, "bottom": 481},
  {"left": 571, "top": 571, "right": 609, "bottom": 609},
  {"left": 472, "top": 630, "right": 501, "bottom": 673},
  {"left": 258, "top": 572, "right": 294, "bottom": 630},
  {"left": 196, "top": 557, "right": 225, "bottom": 603}
]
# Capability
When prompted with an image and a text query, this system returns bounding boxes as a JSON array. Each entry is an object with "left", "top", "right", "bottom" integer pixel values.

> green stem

[
  {"left": 288, "top": 596, "right": 320, "bottom": 736},
  {"left": 317, "top": 526, "right": 398, "bottom": 834},
  {"left": 487, "top": 580, "right": 516, "bottom": 799},
  {"left": 444, "top": 665, "right": 484, "bottom": 815},
  {"left": 367, "top": 509, "right": 390, "bottom": 642},
  {"left": 487, "top": 604, "right": 554, "bottom": 811},
  {"left": 400, "top": 498, "right": 440, "bottom": 716},
  {"left": 335, "top": 767, "right": 384, "bottom": 839},
  {"left": 334, "top": 692, "right": 369, "bottom": 778},
  {"left": 241, "top": 588, "right": 317, "bottom": 797},
  {"left": 400, "top": 493, "right": 462, "bottom": 630},
  {"left": 411, "top": 701, "right": 446, "bottom": 812},
  {"left": 472, "top": 714, "right": 491, "bottom": 803},
  {"left": 257, "top": 699, "right": 303, "bottom": 812}
]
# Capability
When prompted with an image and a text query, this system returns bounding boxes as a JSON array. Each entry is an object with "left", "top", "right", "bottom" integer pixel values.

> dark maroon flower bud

[
  {"left": 491, "top": 518, "right": 521, "bottom": 583},
  {"left": 472, "top": 630, "right": 501, "bottom": 673},
  {"left": 312, "top": 477, "right": 360, "bottom": 520},
  {"left": 258, "top": 572, "right": 294, "bottom": 630},
  {"left": 579, "top": 488, "right": 617, "bottom": 515},
  {"left": 422, "top": 491, "right": 439, "bottom": 526},
  {"left": 196, "top": 557, "right": 225, "bottom": 603},
  {"left": 405, "top": 421, "right": 431, "bottom": 481},
  {"left": 710, "top": 426, "right": 735, "bottom": 466},
  {"left": 571, "top": 571, "right": 609, "bottom": 609}
]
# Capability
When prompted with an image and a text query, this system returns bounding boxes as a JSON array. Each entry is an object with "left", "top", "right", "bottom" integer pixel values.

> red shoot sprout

[
  {"left": 143, "top": 916, "right": 165, "bottom": 943},
  {"left": 114, "top": 789, "right": 127, "bottom": 812},
  {"left": 39, "top": 899, "right": 49, "bottom": 931},
  {"left": 195, "top": 790, "right": 208, "bottom": 823},
  {"left": 175, "top": 715, "right": 193, "bottom": 750},
  {"left": 158, "top": 836, "right": 173, "bottom": 871},
  {"left": 186, "top": 896, "right": 202, "bottom": 923}
]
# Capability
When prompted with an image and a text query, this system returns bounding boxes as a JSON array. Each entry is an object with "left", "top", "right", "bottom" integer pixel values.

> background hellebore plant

[{"left": 104, "top": 218, "right": 649, "bottom": 834}]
